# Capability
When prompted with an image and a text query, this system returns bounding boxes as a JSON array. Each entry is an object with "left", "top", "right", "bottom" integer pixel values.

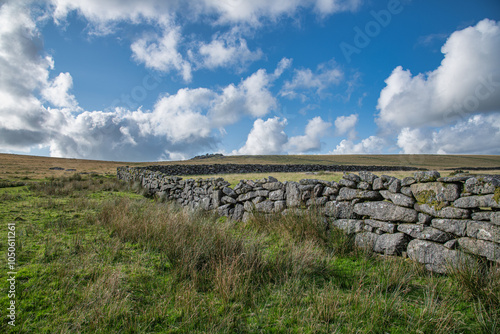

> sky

[{"left": 0, "top": 0, "right": 499, "bottom": 162}]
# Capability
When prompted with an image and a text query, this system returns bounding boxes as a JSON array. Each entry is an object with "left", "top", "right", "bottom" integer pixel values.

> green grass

[{"left": 1, "top": 175, "right": 499, "bottom": 333}]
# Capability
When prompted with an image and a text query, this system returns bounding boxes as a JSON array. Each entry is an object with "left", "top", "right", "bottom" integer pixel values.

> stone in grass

[
  {"left": 232, "top": 204, "right": 245, "bottom": 221},
  {"left": 331, "top": 219, "right": 364, "bottom": 235},
  {"left": 274, "top": 200, "right": 286, "bottom": 212},
  {"left": 217, "top": 204, "right": 232, "bottom": 217},
  {"left": 355, "top": 232, "right": 379, "bottom": 251},
  {"left": 397, "top": 224, "right": 453, "bottom": 243},
  {"left": 286, "top": 182, "right": 301, "bottom": 208},
  {"left": 407, "top": 239, "right": 474, "bottom": 274},
  {"left": 255, "top": 200, "right": 275, "bottom": 213},
  {"left": 244, "top": 201, "right": 254, "bottom": 212},
  {"left": 373, "top": 233, "right": 409, "bottom": 256}
]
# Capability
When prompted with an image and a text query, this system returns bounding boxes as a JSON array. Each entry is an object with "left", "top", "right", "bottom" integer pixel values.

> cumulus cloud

[
  {"left": 273, "top": 57, "right": 293, "bottom": 78},
  {"left": 150, "top": 88, "right": 214, "bottom": 142},
  {"left": 0, "top": 1, "right": 294, "bottom": 161},
  {"left": 131, "top": 28, "right": 192, "bottom": 82},
  {"left": 51, "top": 0, "right": 362, "bottom": 28},
  {"left": 281, "top": 59, "right": 344, "bottom": 100},
  {"left": 377, "top": 19, "right": 500, "bottom": 130},
  {"left": 50, "top": 0, "right": 176, "bottom": 33},
  {"left": 198, "top": 0, "right": 362, "bottom": 25},
  {"left": 330, "top": 136, "right": 386, "bottom": 154},
  {"left": 209, "top": 67, "right": 279, "bottom": 127},
  {"left": 397, "top": 113, "right": 500, "bottom": 155},
  {"left": 0, "top": 1, "right": 59, "bottom": 150},
  {"left": 234, "top": 117, "right": 288, "bottom": 155},
  {"left": 334, "top": 114, "right": 358, "bottom": 140},
  {"left": 48, "top": 0, "right": 360, "bottom": 78},
  {"left": 287, "top": 116, "right": 332, "bottom": 153},
  {"left": 196, "top": 29, "right": 263, "bottom": 70},
  {"left": 41, "top": 72, "right": 78, "bottom": 109},
  {"left": 234, "top": 116, "right": 332, "bottom": 155}
]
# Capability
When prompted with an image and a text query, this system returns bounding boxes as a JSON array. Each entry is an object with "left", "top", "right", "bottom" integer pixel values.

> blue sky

[{"left": 1, "top": 0, "right": 499, "bottom": 161}]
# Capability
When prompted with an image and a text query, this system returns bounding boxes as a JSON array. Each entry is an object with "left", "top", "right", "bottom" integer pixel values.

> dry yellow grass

[{"left": 1, "top": 153, "right": 499, "bottom": 181}]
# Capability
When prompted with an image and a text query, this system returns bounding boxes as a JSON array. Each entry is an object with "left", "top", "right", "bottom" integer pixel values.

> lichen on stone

[
  {"left": 494, "top": 187, "right": 500, "bottom": 204},
  {"left": 415, "top": 190, "right": 447, "bottom": 211}
]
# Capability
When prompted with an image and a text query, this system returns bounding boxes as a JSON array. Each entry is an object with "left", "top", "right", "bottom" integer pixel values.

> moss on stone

[
  {"left": 415, "top": 190, "right": 435, "bottom": 204},
  {"left": 415, "top": 189, "right": 447, "bottom": 211},
  {"left": 494, "top": 187, "right": 500, "bottom": 204}
]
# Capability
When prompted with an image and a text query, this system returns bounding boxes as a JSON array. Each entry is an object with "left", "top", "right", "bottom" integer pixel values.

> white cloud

[
  {"left": 41, "top": 72, "right": 78, "bottom": 109},
  {"left": 281, "top": 59, "right": 344, "bottom": 100},
  {"left": 209, "top": 68, "right": 278, "bottom": 127},
  {"left": 0, "top": 1, "right": 255, "bottom": 160},
  {"left": 199, "top": 0, "right": 361, "bottom": 25},
  {"left": 314, "top": 0, "right": 361, "bottom": 15},
  {"left": 287, "top": 116, "right": 332, "bottom": 153},
  {"left": 273, "top": 57, "right": 293, "bottom": 78},
  {"left": 151, "top": 88, "right": 214, "bottom": 142},
  {"left": 377, "top": 19, "right": 500, "bottom": 130},
  {"left": 131, "top": 28, "right": 192, "bottom": 82},
  {"left": 397, "top": 114, "right": 500, "bottom": 155},
  {"left": 334, "top": 114, "right": 358, "bottom": 139},
  {"left": 234, "top": 116, "right": 332, "bottom": 155},
  {"left": 196, "top": 31, "right": 262, "bottom": 70},
  {"left": 50, "top": 0, "right": 176, "bottom": 33},
  {"left": 234, "top": 117, "right": 288, "bottom": 155},
  {"left": 0, "top": 1, "right": 289, "bottom": 161},
  {"left": 47, "top": 0, "right": 361, "bottom": 82},
  {"left": 0, "top": 1, "right": 59, "bottom": 150},
  {"left": 330, "top": 136, "right": 386, "bottom": 154}
]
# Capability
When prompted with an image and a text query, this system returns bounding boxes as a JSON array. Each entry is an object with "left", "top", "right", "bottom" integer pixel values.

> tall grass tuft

[
  {"left": 97, "top": 198, "right": 336, "bottom": 304},
  {"left": 448, "top": 255, "right": 500, "bottom": 307}
]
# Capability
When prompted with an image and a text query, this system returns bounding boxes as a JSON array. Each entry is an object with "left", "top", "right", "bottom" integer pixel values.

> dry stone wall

[{"left": 117, "top": 166, "right": 500, "bottom": 274}]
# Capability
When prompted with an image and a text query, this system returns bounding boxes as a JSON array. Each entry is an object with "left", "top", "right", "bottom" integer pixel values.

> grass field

[
  {"left": 1, "top": 153, "right": 500, "bottom": 182},
  {"left": 0, "top": 172, "right": 499, "bottom": 332}
]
